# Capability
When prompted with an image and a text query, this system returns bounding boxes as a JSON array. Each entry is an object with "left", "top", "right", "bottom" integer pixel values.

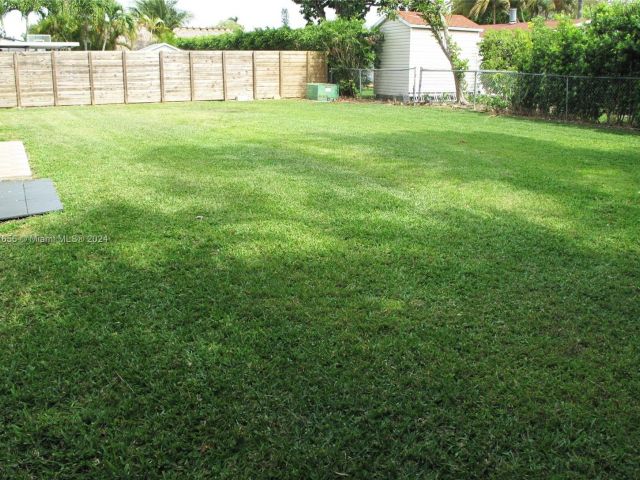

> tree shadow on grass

[{"left": 1, "top": 155, "right": 639, "bottom": 479}]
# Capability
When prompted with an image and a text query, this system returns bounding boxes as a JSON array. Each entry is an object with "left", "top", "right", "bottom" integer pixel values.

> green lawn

[{"left": 1, "top": 101, "right": 639, "bottom": 479}]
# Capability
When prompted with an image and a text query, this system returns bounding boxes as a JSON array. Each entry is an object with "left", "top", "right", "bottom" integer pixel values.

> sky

[{"left": 2, "top": 0, "right": 382, "bottom": 39}]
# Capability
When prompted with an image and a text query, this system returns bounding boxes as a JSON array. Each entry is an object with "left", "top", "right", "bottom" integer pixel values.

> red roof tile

[{"left": 397, "top": 11, "right": 482, "bottom": 30}]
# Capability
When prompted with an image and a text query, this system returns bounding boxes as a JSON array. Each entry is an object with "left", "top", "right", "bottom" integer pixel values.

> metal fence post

[
  {"left": 412, "top": 67, "right": 417, "bottom": 102},
  {"left": 473, "top": 71, "right": 478, "bottom": 111},
  {"left": 358, "top": 69, "right": 362, "bottom": 95},
  {"left": 418, "top": 68, "right": 423, "bottom": 101},
  {"left": 565, "top": 76, "right": 570, "bottom": 122}
]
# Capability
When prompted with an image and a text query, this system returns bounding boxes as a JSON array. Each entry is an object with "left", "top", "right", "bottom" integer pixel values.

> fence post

[
  {"left": 189, "top": 51, "right": 195, "bottom": 101},
  {"left": 122, "top": 51, "right": 128, "bottom": 104},
  {"left": 51, "top": 51, "right": 59, "bottom": 106},
  {"left": 13, "top": 53, "right": 22, "bottom": 108},
  {"left": 565, "top": 76, "right": 569, "bottom": 122},
  {"left": 305, "top": 51, "right": 310, "bottom": 85},
  {"left": 418, "top": 68, "right": 423, "bottom": 101},
  {"left": 412, "top": 68, "right": 417, "bottom": 102},
  {"left": 358, "top": 69, "right": 362, "bottom": 95},
  {"left": 252, "top": 51, "right": 258, "bottom": 100},
  {"left": 278, "top": 51, "right": 283, "bottom": 99},
  {"left": 87, "top": 51, "right": 95, "bottom": 106},
  {"left": 222, "top": 51, "right": 228, "bottom": 100},
  {"left": 159, "top": 51, "right": 165, "bottom": 103},
  {"left": 473, "top": 70, "right": 478, "bottom": 111}
]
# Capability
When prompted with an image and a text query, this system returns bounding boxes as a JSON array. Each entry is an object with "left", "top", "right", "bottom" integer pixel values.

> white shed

[{"left": 373, "top": 12, "right": 483, "bottom": 99}]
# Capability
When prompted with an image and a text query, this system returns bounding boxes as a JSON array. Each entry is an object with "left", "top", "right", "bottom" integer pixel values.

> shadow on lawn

[{"left": 2, "top": 151, "right": 639, "bottom": 478}]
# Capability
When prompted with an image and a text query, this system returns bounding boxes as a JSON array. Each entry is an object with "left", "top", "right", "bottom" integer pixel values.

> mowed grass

[{"left": 0, "top": 100, "right": 639, "bottom": 479}]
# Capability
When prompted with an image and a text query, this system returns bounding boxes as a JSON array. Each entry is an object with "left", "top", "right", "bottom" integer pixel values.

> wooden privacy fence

[{"left": 0, "top": 50, "right": 328, "bottom": 108}]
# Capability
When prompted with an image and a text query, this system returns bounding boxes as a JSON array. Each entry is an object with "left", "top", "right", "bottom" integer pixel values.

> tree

[
  {"left": 524, "top": 0, "right": 554, "bottom": 18},
  {"left": 293, "top": 0, "right": 328, "bottom": 23},
  {"left": 31, "top": 0, "right": 137, "bottom": 49},
  {"left": 281, "top": 7, "right": 289, "bottom": 27},
  {"left": 292, "top": 0, "right": 397, "bottom": 23},
  {"left": 98, "top": 0, "right": 136, "bottom": 50},
  {"left": 469, "top": 0, "right": 510, "bottom": 24},
  {"left": 383, "top": 0, "right": 469, "bottom": 104},
  {"left": 131, "top": 0, "right": 190, "bottom": 30},
  {"left": 136, "top": 13, "right": 166, "bottom": 37},
  {"left": 214, "top": 16, "right": 243, "bottom": 32}
]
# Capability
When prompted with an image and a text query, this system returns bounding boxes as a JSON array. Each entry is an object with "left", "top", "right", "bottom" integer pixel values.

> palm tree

[
  {"left": 131, "top": 0, "right": 190, "bottom": 30},
  {"left": 525, "top": 0, "right": 554, "bottom": 19},
  {"left": 69, "top": 0, "right": 102, "bottom": 50},
  {"left": 136, "top": 13, "right": 166, "bottom": 38},
  {"left": 98, "top": 0, "right": 136, "bottom": 50},
  {"left": 31, "top": 0, "right": 75, "bottom": 41},
  {"left": 469, "top": 0, "right": 511, "bottom": 24}
]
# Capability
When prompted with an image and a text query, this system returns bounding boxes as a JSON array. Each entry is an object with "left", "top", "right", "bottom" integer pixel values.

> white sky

[{"left": 3, "top": 0, "right": 382, "bottom": 39}]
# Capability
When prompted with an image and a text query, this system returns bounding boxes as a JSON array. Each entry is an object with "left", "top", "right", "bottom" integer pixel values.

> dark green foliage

[
  {"left": 29, "top": 0, "right": 137, "bottom": 51},
  {"left": 478, "top": 2, "right": 640, "bottom": 126},
  {"left": 479, "top": 29, "right": 533, "bottom": 71},
  {"left": 131, "top": 0, "right": 190, "bottom": 30},
  {"left": 291, "top": 0, "right": 396, "bottom": 23},
  {"left": 177, "top": 20, "right": 383, "bottom": 97}
]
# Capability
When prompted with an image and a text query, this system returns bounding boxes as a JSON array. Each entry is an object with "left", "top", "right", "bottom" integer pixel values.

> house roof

[
  {"left": 397, "top": 11, "right": 482, "bottom": 30},
  {"left": 481, "top": 18, "right": 587, "bottom": 35},
  {"left": 139, "top": 43, "right": 181, "bottom": 52},
  {"left": 0, "top": 39, "right": 79, "bottom": 50}
]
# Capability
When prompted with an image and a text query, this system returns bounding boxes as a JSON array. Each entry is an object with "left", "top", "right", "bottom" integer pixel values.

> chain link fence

[
  {"left": 334, "top": 68, "right": 640, "bottom": 128},
  {"left": 473, "top": 70, "right": 640, "bottom": 127},
  {"left": 330, "top": 68, "right": 418, "bottom": 100}
]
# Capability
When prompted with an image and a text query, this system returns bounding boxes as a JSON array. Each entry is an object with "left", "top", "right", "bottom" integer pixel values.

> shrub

[
  {"left": 479, "top": 29, "right": 532, "bottom": 71},
  {"left": 177, "top": 20, "right": 382, "bottom": 97},
  {"left": 478, "top": 2, "right": 640, "bottom": 126}
]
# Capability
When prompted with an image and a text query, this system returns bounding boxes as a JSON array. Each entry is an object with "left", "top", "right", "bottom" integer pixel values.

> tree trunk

[
  {"left": 493, "top": 3, "right": 496, "bottom": 24},
  {"left": 434, "top": 19, "right": 467, "bottom": 105},
  {"left": 577, "top": 0, "right": 583, "bottom": 18}
]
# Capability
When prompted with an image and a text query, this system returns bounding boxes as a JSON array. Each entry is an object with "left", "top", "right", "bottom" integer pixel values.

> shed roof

[{"left": 397, "top": 11, "right": 482, "bottom": 30}]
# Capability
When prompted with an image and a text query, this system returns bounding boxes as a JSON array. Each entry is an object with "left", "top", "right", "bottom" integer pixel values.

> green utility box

[{"left": 306, "top": 83, "right": 339, "bottom": 102}]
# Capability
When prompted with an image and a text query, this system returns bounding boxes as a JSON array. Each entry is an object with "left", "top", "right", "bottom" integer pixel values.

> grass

[{"left": 0, "top": 100, "right": 639, "bottom": 479}]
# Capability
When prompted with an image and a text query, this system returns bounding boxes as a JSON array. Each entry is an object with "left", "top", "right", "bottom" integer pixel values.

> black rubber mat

[{"left": 0, "top": 179, "right": 63, "bottom": 221}]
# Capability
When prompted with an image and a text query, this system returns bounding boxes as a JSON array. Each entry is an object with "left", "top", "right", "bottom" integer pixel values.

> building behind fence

[{"left": 0, "top": 50, "right": 328, "bottom": 108}]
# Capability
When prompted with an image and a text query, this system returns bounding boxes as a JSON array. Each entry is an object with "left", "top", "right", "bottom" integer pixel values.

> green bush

[
  {"left": 177, "top": 20, "right": 382, "bottom": 96},
  {"left": 479, "top": 29, "right": 533, "bottom": 72},
  {"left": 478, "top": 2, "right": 640, "bottom": 126}
]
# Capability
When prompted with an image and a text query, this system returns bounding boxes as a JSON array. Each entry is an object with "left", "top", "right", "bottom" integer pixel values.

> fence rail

[{"left": 0, "top": 50, "right": 328, "bottom": 108}]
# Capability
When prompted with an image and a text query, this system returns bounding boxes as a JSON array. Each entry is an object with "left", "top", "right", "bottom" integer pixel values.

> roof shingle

[{"left": 397, "top": 11, "right": 482, "bottom": 29}]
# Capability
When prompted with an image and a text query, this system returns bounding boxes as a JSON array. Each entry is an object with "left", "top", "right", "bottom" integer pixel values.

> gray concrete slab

[{"left": 0, "top": 142, "right": 32, "bottom": 179}]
